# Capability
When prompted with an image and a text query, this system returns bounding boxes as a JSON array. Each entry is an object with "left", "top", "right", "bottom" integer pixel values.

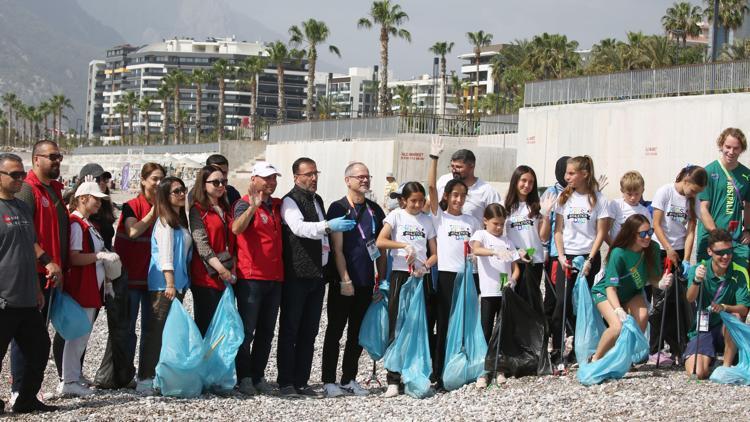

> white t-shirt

[
  {"left": 608, "top": 198, "right": 652, "bottom": 240},
  {"left": 437, "top": 174, "right": 502, "bottom": 223},
  {"left": 505, "top": 202, "right": 545, "bottom": 263},
  {"left": 470, "top": 230, "right": 519, "bottom": 297},
  {"left": 554, "top": 191, "right": 610, "bottom": 255},
  {"left": 70, "top": 211, "right": 106, "bottom": 286},
  {"left": 384, "top": 208, "right": 436, "bottom": 272},
  {"left": 433, "top": 208, "right": 480, "bottom": 272},
  {"left": 651, "top": 183, "right": 700, "bottom": 250}
]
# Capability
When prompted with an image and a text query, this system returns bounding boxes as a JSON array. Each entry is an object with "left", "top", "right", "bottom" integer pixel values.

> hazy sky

[{"left": 221, "top": 0, "right": 684, "bottom": 78}]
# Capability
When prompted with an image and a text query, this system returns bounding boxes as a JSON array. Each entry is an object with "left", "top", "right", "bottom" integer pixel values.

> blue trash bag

[
  {"left": 710, "top": 311, "right": 750, "bottom": 385},
  {"left": 359, "top": 283, "right": 390, "bottom": 361},
  {"left": 577, "top": 316, "right": 649, "bottom": 386},
  {"left": 572, "top": 262, "right": 606, "bottom": 365},
  {"left": 154, "top": 299, "right": 205, "bottom": 398},
  {"left": 383, "top": 275, "right": 432, "bottom": 398},
  {"left": 201, "top": 284, "right": 245, "bottom": 393},
  {"left": 442, "top": 259, "right": 487, "bottom": 390},
  {"left": 50, "top": 288, "right": 93, "bottom": 341}
]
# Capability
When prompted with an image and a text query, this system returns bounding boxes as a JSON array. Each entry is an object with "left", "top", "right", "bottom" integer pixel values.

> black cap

[{"left": 79, "top": 163, "right": 104, "bottom": 180}]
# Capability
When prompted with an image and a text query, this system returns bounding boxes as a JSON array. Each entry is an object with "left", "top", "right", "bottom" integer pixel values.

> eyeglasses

[
  {"left": 170, "top": 187, "right": 188, "bottom": 196},
  {"left": 711, "top": 247, "right": 734, "bottom": 257},
  {"left": 637, "top": 228, "right": 654, "bottom": 239},
  {"left": 205, "top": 179, "right": 228, "bottom": 187},
  {"left": 0, "top": 170, "right": 27, "bottom": 180},
  {"left": 349, "top": 175, "right": 372, "bottom": 182},
  {"left": 36, "top": 153, "right": 64, "bottom": 162},
  {"left": 296, "top": 171, "right": 321, "bottom": 178}
]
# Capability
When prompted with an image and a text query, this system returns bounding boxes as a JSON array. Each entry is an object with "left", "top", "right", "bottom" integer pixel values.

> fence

[
  {"left": 523, "top": 60, "right": 750, "bottom": 107},
  {"left": 268, "top": 115, "right": 518, "bottom": 143},
  {"left": 72, "top": 142, "right": 220, "bottom": 155}
]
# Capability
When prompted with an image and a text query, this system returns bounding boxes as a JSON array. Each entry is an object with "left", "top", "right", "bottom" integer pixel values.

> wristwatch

[{"left": 324, "top": 220, "right": 332, "bottom": 234}]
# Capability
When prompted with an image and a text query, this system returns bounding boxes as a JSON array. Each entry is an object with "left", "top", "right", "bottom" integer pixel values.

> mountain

[{"left": 0, "top": 0, "right": 123, "bottom": 124}]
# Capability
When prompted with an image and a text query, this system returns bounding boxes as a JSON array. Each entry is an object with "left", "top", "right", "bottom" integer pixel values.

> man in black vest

[{"left": 278, "top": 157, "right": 356, "bottom": 397}]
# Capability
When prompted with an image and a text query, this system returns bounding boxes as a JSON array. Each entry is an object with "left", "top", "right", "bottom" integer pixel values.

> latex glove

[
  {"left": 411, "top": 264, "right": 427, "bottom": 278},
  {"left": 340, "top": 281, "right": 354, "bottom": 297},
  {"left": 543, "top": 249, "right": 549, "bottom": 263},
  {"left": 614, "top": 307, "right": 628, "bottom": 323},
  {"left": 508, "top": 277, "right": 518, "bottom": 290},
  {"left": 469, "top": 253, "right": 478, "bottom": 267},
  {"left": 84, "top": 174, "right": 95, "bottom": 183},
  {"left": 96, "top": 251, "right": 120, "bottom": 263},
  {"left": 403, "top": 244, "right": 416, "bottom": 265},
  {"left": 494, "top": 249, "right": 514, "bottom": 262},
  {"left": 540, "top": 194, "right": 556, "bottom": 217},
  {"left": 597, "top": 174, "right": 609, "bottom": 192},
  {"left": 327, "top": 216, "right": 356, "bottom": 232},
  {"left": 582, "top": 258, "right": 592, "bottom": 276},
  {"left": 430, "top": 137, "right": 444, "bottom": 157},
  {"left": 518, "top": 249, "right": 532, "bottom": 263},
  {"left": 658, "top": 273, "right": 673, "bottom": 290},
  {"left": 695, "top": 263, "right": 707, "bottom": 282},
  {"left": 558, "top": 256, "right": 572, "bottom": 270},
  {"left": 104, "top": 281, "right": 116, "bottom": 300}
]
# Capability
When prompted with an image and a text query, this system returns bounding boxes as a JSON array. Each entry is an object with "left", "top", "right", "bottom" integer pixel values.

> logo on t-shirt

[
  {"left": 260, "top": 213, "right": 269, "bottom": 224},
  {"left": 666, "top": 205, "right": 688, "bottom": 224},
  {"left": 566, "top": 207, "right": 591, "bottom": 224},
  {"left": 742, "top": 173, "right": 750, "bottom": 182},
  {"left": 510, "top": 216, "right": 535, "bottom": 231},
  {"left": 630, "top": 267, "right": 644, "bottom": 289},
  {"left": 447, "top": 224, "right": 471, "bottom": 240},
  {"left": 41, "top": 197, "right": 50, "bottom": 208},
  {"left": 2, "top": 214, "right": 28, "bottom": 227},
  {"left": 401, "top": 224, "right": 426, "bottom": 241}
]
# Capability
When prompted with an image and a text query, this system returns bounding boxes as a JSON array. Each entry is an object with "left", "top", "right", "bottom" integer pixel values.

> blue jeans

[{"left": 128, "top": 289, "right": 151, "bottom": 370}]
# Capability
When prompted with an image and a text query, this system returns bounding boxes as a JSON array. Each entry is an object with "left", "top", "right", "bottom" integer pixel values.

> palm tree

[
  {"left": 587, "top": 38, "right": 626, "bottom": 74},
  {"left": 643, "top": 35, "right": 677, "bottom": 68},
  {"left": 448, "top": 71, "right": 468, "bottom": 117},
  {"left": 2, "top": 93, "right": 18, "bottom": 144},
  {"left": 620, "top": 31, "right": 650, "bottom": 70},
  {"left": 393, "top": 85, "right": 412, "bottom": 116},
  {"left": 177, "top": 109, "right": 189, "bottom": 144},
  {"left": 428, "top": 41, "right": 455, "bottom": 117},
  {"left": 466, "top": 30, "right": 493, "bottom": 117},
  {"left": 238, "top": 56, "right": 268, "bottom": 131},
  {"left": 721, "top": 38, "right": 750, "bottom": 59},
  {"left": 705, "top": 0, "right": 750, "bottom": 49},
  {"left": 212, "top": 58, "right": 234, "bottom": 140},
  {"left": 358, "top": 0, "right": 411, "bottom": 116},
  {"left": 157, "top": 84, "right": 172, "bottom": 145},
  {"left": 137, "top": 96, "right": 153, "bottom": 145},
  {"left": 0, "top": 109, "right": 6, "bottom": 146},
  {"left": 50, "top": 94, "right": 73, "bottom": 142},
  {"left": 290, "top": 19, "right": 342, "bottom": 120},
  {"left": 527, "top": 32, "right": 581, "bottom": 78},
  {"left": 113, "top": 103, "right": 128, "bottom": 143},
  {"left": 38, "top": 101, "right": 51, "bottom": 137},
  {"left": 662, "top": 2, "right": 704, "bottom": 46},
  {"left": 191, "top": 68, "right": 212, "bottom": 143},
  {"left": 163, "top": 70, "right": 189, "bottom": 144},
  {"left": 265, "top": 41, "right": 303, "bottom": 123},
  {"left": 122, "top": 91, "right": 138, "bottom": 145},
  {"left": 315, "top": 95, "right": 340, "bottom": 119}
]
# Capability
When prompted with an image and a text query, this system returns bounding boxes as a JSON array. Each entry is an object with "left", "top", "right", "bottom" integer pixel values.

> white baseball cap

[
  {"left": 251, "top": 162, "right": 282, "bottom": 177},
  {"left": 75, "top": 181, "right": 109, "bottom": 199}
]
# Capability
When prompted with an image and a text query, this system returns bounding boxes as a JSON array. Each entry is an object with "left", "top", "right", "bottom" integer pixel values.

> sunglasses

[
  {"left": 170, "top": 187, "right": 188, "bottom": 196},
  {"left": 637, "top": 228, "right": 654, "bottom": 238},
  {"left": 0, "top": 170, "right": 27, "bottom": 180},
  {"left": 205, "top": 179, "right": 228, "bottom": 187},
  {"left": 36, "top": 153, "right": 64, "bottom": 162},
  {"left": 711, "top": 247, "right": 734, "bottom": 257}
]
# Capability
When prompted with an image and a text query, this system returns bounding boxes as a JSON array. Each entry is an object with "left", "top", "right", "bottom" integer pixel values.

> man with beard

[
  {"left": 10, "top": 140, "right": 67, "bottom": 402},
  {"left": 435, "top": 149, "right": 501, "bottom": 222}
]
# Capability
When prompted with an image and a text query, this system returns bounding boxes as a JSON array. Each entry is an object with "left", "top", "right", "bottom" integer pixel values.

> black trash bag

[
  {"left": 485, "top": 280, "right": 553, "bottom": 377},
  {"left": 649, "top": 267, "right": 693, "bottom": 359},
  {"left": 94, "top": 270, "right": 136, "bottom": 389}
]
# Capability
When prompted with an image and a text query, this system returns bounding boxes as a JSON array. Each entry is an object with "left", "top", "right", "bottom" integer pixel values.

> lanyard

[
  {"left": 347, "top": 197, "right": 376, "bottom": 240},
  {"left": 718, "top": 160, "right": 743, "bottom": 202},
  {"left": 710, "top": 279, "right": 728, "bottom": 303}
]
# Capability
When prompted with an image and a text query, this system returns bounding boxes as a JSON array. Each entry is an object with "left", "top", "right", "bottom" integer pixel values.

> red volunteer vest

[
  {"left": 114, "top": 194, "right": 153, "bottom": 289},
  {"left": 25, "top": 171, "right": 67, "bottom": 275},
  {"left": 66, "top": 214, "right": 102, "bottom": 308},
  {"left": 189, "top": 202, "right": 235, "bottom": 290},
  {"left": 235, "top": 197, "right": 283, "bottom": 281}
]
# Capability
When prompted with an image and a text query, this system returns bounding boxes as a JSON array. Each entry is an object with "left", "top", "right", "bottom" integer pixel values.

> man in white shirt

[
  {"left": 277, "top": 157, "right": 355, "bottom": 397},
  {"left": 435, "top": 149, "right": 502, "bottom": 222}
]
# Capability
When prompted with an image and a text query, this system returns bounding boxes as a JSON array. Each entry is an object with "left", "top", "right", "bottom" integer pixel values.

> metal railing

[
  {"left": 268, "top": 115, "right": 518, "bottom": 143},
  {"left": 523, "top": 60, "right": 750, "bottom": 107},
  {"left": 72, "top": 142, "right": 219, "bottom": 155}
]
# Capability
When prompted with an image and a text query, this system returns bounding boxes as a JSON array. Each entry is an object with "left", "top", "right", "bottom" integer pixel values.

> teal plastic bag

[
  {"left": 572, "top": 258, "right": 605, "bottom": 364},
  {"left": 154, "top": 300, "right": 204, "bottom": 398},
  {"left": 709, "top": 311, "right": 750, "bottom": 385},
  {"left": 50, "top": 288, "right": 93, "bottom": 340},
  {"left": 577, "top": 316, "right": 649, "bottom": 385},
  {"left": 201, "top": 284, "right": 245, "bottom": 393},
  {"left": 383, "top": 276, "right": 432, "bottom": 398},
  {"left": 359, "top": 282, "right": 390, "bottom": 361},
  {"left": 442, "top": 259, "right": 487, "bottom": 390}
]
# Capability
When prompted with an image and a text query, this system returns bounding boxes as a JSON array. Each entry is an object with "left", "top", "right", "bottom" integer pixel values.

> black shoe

[
  {"left": 295, "top": 385, "right": 321, "bottom": 398},
  {"left": 278, "top": 385, "right": 300, "bottom": 398},
  {"left": 1, "top": 399, "right": 5, "bottom": 414},
  {"left": 12, "top": 398, "right": 59, "bottom": 414}
]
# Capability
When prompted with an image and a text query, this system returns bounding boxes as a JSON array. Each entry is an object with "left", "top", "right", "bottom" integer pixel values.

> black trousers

[
  {"left": 386, "top": 270, "right": 433, "bottom": 386},
  {"left": 235, "top": 279, "right": 282, "bottom": 383},
  {"left": 138, "top": 291, "right": 185, "bottom": 380},
  {"left": 650, "top": 249, "right": 685, "bottom": 353},
  {"left": 191, "top": 285, "right": 224, "bottom": 336},
  {"left": 276, "top": 278, "right": 325, "bottom": 389},
  {"left": 551, "top": 253, "right": 601, "bottom": 353},
  {"left": 544, "top": 257, "right": 563, "bottom": 331},
  {"left": 480, "top": 296, "right": 502, "bottom": 344},
  {"left": 321, "top": 282, "right": 372, "bottom": 385},
  {"left": 1, "top": 307, "right": 51, "bottom": 409}
]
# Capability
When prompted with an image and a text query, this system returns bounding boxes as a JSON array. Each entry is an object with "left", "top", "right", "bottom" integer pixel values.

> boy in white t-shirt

[{"left": 608, "top": 171, "right": 652, "bottom": 241}]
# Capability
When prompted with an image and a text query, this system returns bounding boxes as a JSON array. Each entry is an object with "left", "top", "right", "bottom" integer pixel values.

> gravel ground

[{"left": 2, "top": 287, "right": 749, "bottom": 421}]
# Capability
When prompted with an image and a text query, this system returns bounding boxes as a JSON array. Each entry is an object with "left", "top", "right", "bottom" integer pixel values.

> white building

[
  {"left": 458, "top": 43, "right": 505, "bottom": 107},
  {"left": 314, "top": 67, "right": 379, "bottom": 118},
  {"left": 387, "top": 74, "right": 457, "bottom": 116}
]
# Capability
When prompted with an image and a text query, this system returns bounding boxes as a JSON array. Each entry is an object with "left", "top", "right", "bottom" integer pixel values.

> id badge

[
  {"left": 698, "top": 310, "right": 710, "bottom": 333},
  {"left": 366, "top": 239, "right": 381, "bottom": 261}
]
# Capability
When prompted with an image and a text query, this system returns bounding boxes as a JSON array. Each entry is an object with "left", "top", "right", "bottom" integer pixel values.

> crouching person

[{"left": 684, "top": 229, "right": 750, "bottom": 379}]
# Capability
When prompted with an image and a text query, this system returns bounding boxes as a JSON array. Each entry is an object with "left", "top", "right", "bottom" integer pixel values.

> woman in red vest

[
  {"left": 61, "top": 182, "right": 120, "bottom": 397},
  {"left": 113, "top": 163, "right": 165, "bottom": 369},
  {"left": 188, "top": 165, "right": 236, "bottom": 335}
]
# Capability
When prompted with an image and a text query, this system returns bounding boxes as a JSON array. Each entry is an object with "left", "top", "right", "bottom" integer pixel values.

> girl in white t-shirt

[
  {"left": 504, "top": 165, "right": 554, "bottom": 295},
  {"left": 552, "top": 155, "right": 609, "bottom": 358},
  {"left": 376, "top": 181, "right": 437, "bottom": 398},
  {"left": 470, "top": 203, "right": 520, "bottom": 387},
  {"left": 427, "top": 140, "right": 480, "bottom": 389}
]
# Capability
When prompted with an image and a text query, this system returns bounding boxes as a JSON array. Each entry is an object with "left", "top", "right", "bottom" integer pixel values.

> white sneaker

[
  {"left": 323, "top": 383, "right": 344, "bottom": 398},
  {"left": 383, "top": 384, "right": 400, "bottom": 398},
  {"left": 60, "top": 381, "right": 94, "bottom": 397},
  {"left": 9, "top": 391, "right": 19, "bottom": 407},
  {"left": 475, "top": 375, "right": 488, "bottom": 389},
  {"left": 341, "top": 380, "right": 369, "bottom": 396},
  {"left": 254, "top": 378, "right": 275, "bottom": 394},
  {"left": 495, "top": 373, "right": 507, "bottom": 385},
  {"left": 238, "top": 378, "right": 257, "bottom": 396},
  {"left": 135, "top": 378, "right": 156, "bottom": 396}
]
